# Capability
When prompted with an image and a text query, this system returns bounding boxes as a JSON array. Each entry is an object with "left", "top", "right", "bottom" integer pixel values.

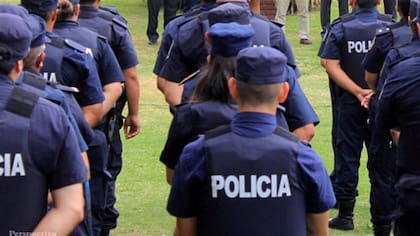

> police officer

[
  {"left": 374, "top": 2, "right": 420, "bottom": 234},
  {"left": 52, "top": 1, "right": 125, "bottom": 235},
  {"left": 153, "top": 0, "right": 217, "bottom": 91},
  {"left": 160, "top": 22, "right": 290, "bottom": 184},
  {"left": 363, "top": 0, "right": 411, "bottom": 90},
  {"left": 78, "top": 0, "right": 141, "bottom": 140},
  {"left": 167, "top": 46, "right": 336, "bottom": 236},
  {"left": 21, "top": 0, "right": 105, "bottom": 129},
  {"left": 0, "top": 13, "right": 86, "bottom": 235},
  {"left": 158, "top": 2, "right": 319, "bottom": 143},
  {"left": 359, "top": 2, "right": 411, "bottom": 234},
  {"left": 318, "top": 0, "right": 393, "bottom": 231},
  {"left": 77, "top": 3, "right": 141, "bottom": 233}
]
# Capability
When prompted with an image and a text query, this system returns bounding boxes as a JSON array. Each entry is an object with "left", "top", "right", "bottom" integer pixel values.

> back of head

[
  {"left": 79, "top": 0, "right": 96, "bottom": 4},
  {"left": 0, "top": 5, "right": 50, "bottom": 49},
  {"left": 21, "top": 0, "right": 58, "bottom": 20},
  {"left": 57, "top": 0, "right": 79, "bottom": 21},
  {"left": 356, "top": 0, "right": 377, "bottom": 8},
  {"left": 0, "top": 13, "right": 32, "bottom": 75},
  {"left": 191, "top": 22, "right": 254, "bottom": 103},
  {"left": 234, "top": 46, "right": 288, "bottom": 106}
]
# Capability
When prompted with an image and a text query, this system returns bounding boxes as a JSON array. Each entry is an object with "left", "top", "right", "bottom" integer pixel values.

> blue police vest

[
  {"left": 42, "top": 36, "right": 90, "bottom": 85},
  {"left": 201, "top": 125, "right": 305, "bottom": 236},
  {"left": 0, "top": 87, "right": 47, "bottom": 234},
  {"left": 341, "top": 14, "right": 392, "bottom": 96},
  {"left": 18, "top": 71, "right": 88, "bottom": 152},
  {"left": 389, "top": 20, "right": 411, "bottom": 48}
]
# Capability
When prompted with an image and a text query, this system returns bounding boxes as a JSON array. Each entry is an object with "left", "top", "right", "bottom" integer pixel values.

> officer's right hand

[{"left": 356, "top": 88, "right": 373, "bottom": 105}]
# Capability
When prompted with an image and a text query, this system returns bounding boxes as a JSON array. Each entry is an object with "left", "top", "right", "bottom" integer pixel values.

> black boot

[
  {"left": 329, "top": 200, "right": 355, "bottom": 230},
  {"left": 373, "top": 224, "right": 391, "bottom": 236}
]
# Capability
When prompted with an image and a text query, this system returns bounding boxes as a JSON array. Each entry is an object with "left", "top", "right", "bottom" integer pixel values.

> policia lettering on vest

[
  {"left": 168, "top": 46, "right": 335, "bottom": 236},
  {"left": 0, "top": 153, "right": 25, "bottom": 177},
  {"left": 211, "top": 174, "right": 291, "bottom": 198}
]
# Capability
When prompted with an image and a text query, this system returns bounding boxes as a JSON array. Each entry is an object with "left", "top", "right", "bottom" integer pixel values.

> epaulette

[
  {"left": 49, "top": 82, "right": 80, "bottom": 93},
  {"left": 177, "top": 14, "right": 197, "bottom": 28},
  {"left": 99, "top": 5, "right": 119, "bottom": 15},
  {"left": 378, "top": 14, "right": 394, "bottom": 22},
  {"left": 96, "top": 34, "right": 108, "bottom": 42},
  {"left": 64, "top": 39, "right": 89, "bottom": 54},
  {"left": 375, "top": 26, "right": 391, "bottom": 36},
  {"left": 270, "top": 20, "right": 284, "bottom": 28},
  {"left": 97, "top": 8, "right": 128, "bottom": 30}
]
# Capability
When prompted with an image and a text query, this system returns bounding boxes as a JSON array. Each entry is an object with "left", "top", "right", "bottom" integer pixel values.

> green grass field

[{"left": 2, "top": 0, "right": 377, "bottom": 234}]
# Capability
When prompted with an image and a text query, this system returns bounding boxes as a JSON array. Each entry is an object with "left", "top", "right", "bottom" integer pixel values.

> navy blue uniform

[
  {"left": 0, "top": 75, "right": 87, "bottom": 234},
  {"left": 18, "top": 70, "right": 93, "bottom": 153},
  {"left": 53, "top": 19, "right": 124, "bottom": 235},
  {"left": 53, "top": 21, "right": 124, "bottom": 87},
  {"left": 159, "top": 2, "right": 319, "bottom": 131},
  {"left": 77, "top": 6, "right": 140, "bottom": 232},
  {"left": 318, "top": 8, "right": 394, "bottom": 226},
  {"left": 374, "top": 36, "right": 420, "bottom": 235},
  {"left": 153, "top": 2, "right": 217, "bottom": 76},
  {"left": 168, "top": 112, "right": 335, "bottom": 235},
  {"left": 42, "top": 31, "right": 105, "bottom": 108},
  {"left": 160, "top": 101, "right": 288, "bottom": 169}
]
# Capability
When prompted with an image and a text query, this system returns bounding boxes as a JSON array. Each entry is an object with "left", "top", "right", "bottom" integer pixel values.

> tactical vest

[
  {"left": 42, "top": 36, "right": 91, "bottom": 85},
  {"left": 201, "top": 125, "right": 305, "bottom": 236},
  {"left": 390, "top": 21, "right": 411, "bottom": 48},
  {"left": 18, "top": 71, "right": 88, "bottom": 152},
  {"left": 341, "top": 14, "right": 392, "bottom": 93},
  {"left": 0, "top": 87, "right": 47, "bottom": 234}
]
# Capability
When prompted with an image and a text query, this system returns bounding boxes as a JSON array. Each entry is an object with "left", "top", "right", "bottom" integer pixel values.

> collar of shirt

[
  {"left": 79, "top": 5, "right": 98, "bottom": 18},
  {"left": 231, "top": 112, "right": 277, "bottom": 138},
  {"left": 54, "top": 20, "right": 79, "bottom": 29},
  {"left": 352, "top": 7, "right": 380, "bottom": 21}
]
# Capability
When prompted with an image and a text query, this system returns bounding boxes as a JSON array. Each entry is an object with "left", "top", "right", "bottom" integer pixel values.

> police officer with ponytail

[
  {"left": 319, "top": 0, "right": 394, "bottom": 232},
  {"left": 168, "top": 46, "right": 335, "bottom": 236},
  {"left": 0, "top": 13, "right": 86, "bottom": 235}
]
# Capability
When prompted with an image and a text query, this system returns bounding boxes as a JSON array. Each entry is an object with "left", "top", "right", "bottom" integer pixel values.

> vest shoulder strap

[
  {"left": 377, "top": 14, "right": 394, "bottom": 22},
  {"left": 49, "top": 36, "right": 65, "bottom": 49},
  {"left": 205, "top": 124, "right": 231, "bottom": 140},
  {"left": 97, "top": 7, "right": 128, "bottom": 30},
  {"left": 5, "top": 86, "right": 39, "bottom": 118},
  {"left": 340, "top": 14, "right": 355, "bottom": 23},
  {"left": 273, "top": 127, "right": 300, "bottom": 143},
  {"left": 22, "top": 72, "right": 46, "bottom": 91}
]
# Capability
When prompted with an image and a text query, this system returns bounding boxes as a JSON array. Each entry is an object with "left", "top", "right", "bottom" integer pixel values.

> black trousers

[
  {"left": 320, "top": 0, "right": 348, "bottom": 36},
  {"left": 147, "top": 0, "right": 178, "bottom": 42}
]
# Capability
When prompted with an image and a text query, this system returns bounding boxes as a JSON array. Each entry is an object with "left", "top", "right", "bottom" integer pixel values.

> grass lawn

[{"left": 3, "top": 0, "right": 378, "bottom": 235}]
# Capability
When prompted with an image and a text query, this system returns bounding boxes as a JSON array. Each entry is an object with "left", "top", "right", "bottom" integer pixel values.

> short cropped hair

[{"left": 235, "top": 80, "right": 282, "bottom": 106}]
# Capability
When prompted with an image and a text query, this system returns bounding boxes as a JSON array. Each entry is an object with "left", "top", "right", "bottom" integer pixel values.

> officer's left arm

[
  {"left": 175, "top": 217, "right": 197, "bottom": 236},
  {"left": 123, "top": 67, "right": 141, "bottom": 139},
  {"left": 33, "top": 183, "right": 84, "bottom": 235},
  {"left": 306, "top": 212, "right": 329, "bottom": 236}
]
